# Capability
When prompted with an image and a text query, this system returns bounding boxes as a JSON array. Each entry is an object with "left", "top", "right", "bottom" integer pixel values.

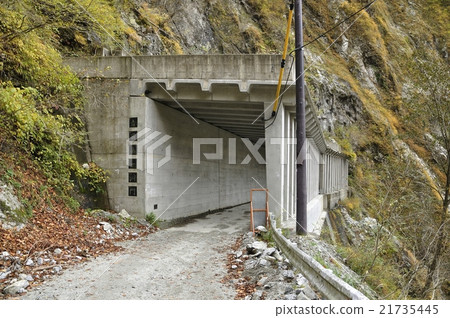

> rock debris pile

[{"left": 223, "top": 227, "right": 322, "bottom": 300}]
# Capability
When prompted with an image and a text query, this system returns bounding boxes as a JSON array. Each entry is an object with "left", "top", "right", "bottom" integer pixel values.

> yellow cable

[{"left": 273, "top": 3, "right": 294, "bottom": 115}]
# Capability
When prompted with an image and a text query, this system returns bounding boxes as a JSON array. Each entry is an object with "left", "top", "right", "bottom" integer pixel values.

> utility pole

[{"left": 295, "top": 0, "right": 307, "bottom": 235}]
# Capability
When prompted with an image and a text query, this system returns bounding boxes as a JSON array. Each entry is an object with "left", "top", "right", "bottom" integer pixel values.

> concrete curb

[{"left": 270, "top": 216, "right": 368, "bottom": 300}]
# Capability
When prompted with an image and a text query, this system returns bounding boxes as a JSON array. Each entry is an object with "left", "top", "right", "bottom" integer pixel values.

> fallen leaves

[{"left": 221, "top": 236, "right": 259, "bottom": 300}]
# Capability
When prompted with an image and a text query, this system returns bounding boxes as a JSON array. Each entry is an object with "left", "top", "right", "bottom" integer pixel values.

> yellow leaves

[
  {"left": 74, "top": 32, "right": 87, "bottom": 46},
  {"left": 125, "top": 26, "right": 142, "bottom": 44}
]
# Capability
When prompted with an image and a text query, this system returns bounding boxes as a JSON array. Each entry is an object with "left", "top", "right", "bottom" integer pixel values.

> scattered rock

[
  {"left": 282, "top": 270, "right": 295, "bottom": 279},
  {"left": 1, "top": 251, "right": 9, "bottom": 258},
  {"left": 53, "top": 266, "right": 62, "bottom": 273},
  {"left": 296, "top": 274, "right": 308, "bottom": 287},
  {"left": 235, "top": 251, "right": 243, "bottom": 258},
  {"left": 258, "top": 259, "right": 269, "bottom": 267},
  {"left": 25, "top": 259, "right": 34, "bottom": 266},
  {"left": 99, "top": 222, "right": 114, "bottom": 233},
  {"left": 273, "top": 250, "right": 283, "bottom": 262},
  {"left": 36, "top": 257, "right": 43, "bottom": 266},
  {"left": 262, "top": 247, "right": 276, "bottom": 257},
  {"left": 255, "top": 226, "right": 268, "bottom": 233},
  {"left": 53, "top": 248, "right": 62, "bottom": 255},
  {"left": 262, "top": 255, "right": 276, "bottom": 262},
  {"left": 246, "top": 241, "right": 267, "bottom": 254},
  {"left": 252, "top": 290, "right": 263, "bottom": 300},
  {"left": 119, "top": 209, "right": 131, "bottom": 219},
  {"left": 231, "top": 265, "right": 237, "bottom": 269},
  {"left": 3, "top": 280, "right": 29, "bottom": 295},
  {"left": 284, "top": 286, "right": 294, "bottom": 294},
  {"left": 0, "top": 271, "right": 11, "bottom": 280},
  {"left": 257, "top": 277, "right": 268, "bottom": 286}
]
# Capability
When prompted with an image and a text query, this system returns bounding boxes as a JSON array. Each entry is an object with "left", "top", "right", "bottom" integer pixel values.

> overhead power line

[{"left": 294, "top": 0, "right": 378, "bottom": 52}]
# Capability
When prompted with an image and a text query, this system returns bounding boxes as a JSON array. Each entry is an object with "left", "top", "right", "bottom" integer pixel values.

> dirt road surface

[{"left": 23, "top": 205, "right": 251, "bottom": 300}]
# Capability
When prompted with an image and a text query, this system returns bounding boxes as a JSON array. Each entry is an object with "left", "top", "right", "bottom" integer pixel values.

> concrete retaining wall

[{"left": 270, "top": 216, "right": 368, "bottom": 300}]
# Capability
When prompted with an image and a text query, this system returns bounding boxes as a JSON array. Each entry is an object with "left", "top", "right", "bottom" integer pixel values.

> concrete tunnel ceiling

[
  {"left": 144, "top": 77, "right": 289, "bottom": 142},
  {"left": 153, "top": 99, "right": 265, "bottom": 140}
]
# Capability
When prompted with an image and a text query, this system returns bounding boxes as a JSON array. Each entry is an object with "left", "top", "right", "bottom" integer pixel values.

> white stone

[
  {"left": 246, "top": 241, "right": 267, "bottom": 254},
  {"left": 3, "top": 280, "right": 29, "bottom": 295},
  {"left": 0, "top": 271, "right": 11, "bottom": 279},
  {"left": 99, "top": 222, "right": 114, "bottom": 232},
  {"left": 273, "top": 250, "right": 283, "bottom": 262},
  {"left": 255, "top": 225, "right": 268, "bottom": 233},
  {"left": 262, "top": 247, "right": 276, "bottom": 256},
  {"left": 25, "top": 259, "right": 34, "bottom": 266},
  {"left": 54, "top": 248, "right": 62, "bottom": 255},
  {"left": 282, "top": 270, "right": 295, "bottom": 279},
  {"left": 296, "top": 274, "right": 308, "bottom": 287},
  {"left": 257, "top": 277, "right": 268, "bottom": 286},
  {"left": 119, "top": 209, "right": 131, "bottom": 219}
]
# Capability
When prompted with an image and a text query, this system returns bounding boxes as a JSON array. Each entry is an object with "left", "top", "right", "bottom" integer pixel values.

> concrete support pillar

[{"left": 264, "top": 102, "right": 285, "bottom": 221}]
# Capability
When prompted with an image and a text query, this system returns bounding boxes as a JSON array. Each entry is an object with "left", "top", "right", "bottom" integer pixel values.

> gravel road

[{"left": 23, "top": 205, "right": 251, "bottom": 300}]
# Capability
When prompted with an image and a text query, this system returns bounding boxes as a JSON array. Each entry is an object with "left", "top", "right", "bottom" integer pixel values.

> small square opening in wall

[
  {"left": 129, "top": 117, "right": 138, "bottom": 128},
  {"left": 128, "top": 186, "right": 137, "bottom": 197},
  {"left": 129, "top": 131, "right": 138, "bottom": 141},
  {"left": 129, "top": 144, "right": 137, "bottom": 155},
  {"left": 128, "top": 172, "right": 137, "bottom": 183},
  {"left": 153, "top": 204, "right": 158, "bottom": 210},
  {"left": 128, "top": 158, "right": 137, "bottom": 169}
]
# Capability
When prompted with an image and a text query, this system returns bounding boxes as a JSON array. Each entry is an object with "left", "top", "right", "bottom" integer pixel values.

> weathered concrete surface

[{"left": 23, "top": 205, "right": 251, "bottom": 300}]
